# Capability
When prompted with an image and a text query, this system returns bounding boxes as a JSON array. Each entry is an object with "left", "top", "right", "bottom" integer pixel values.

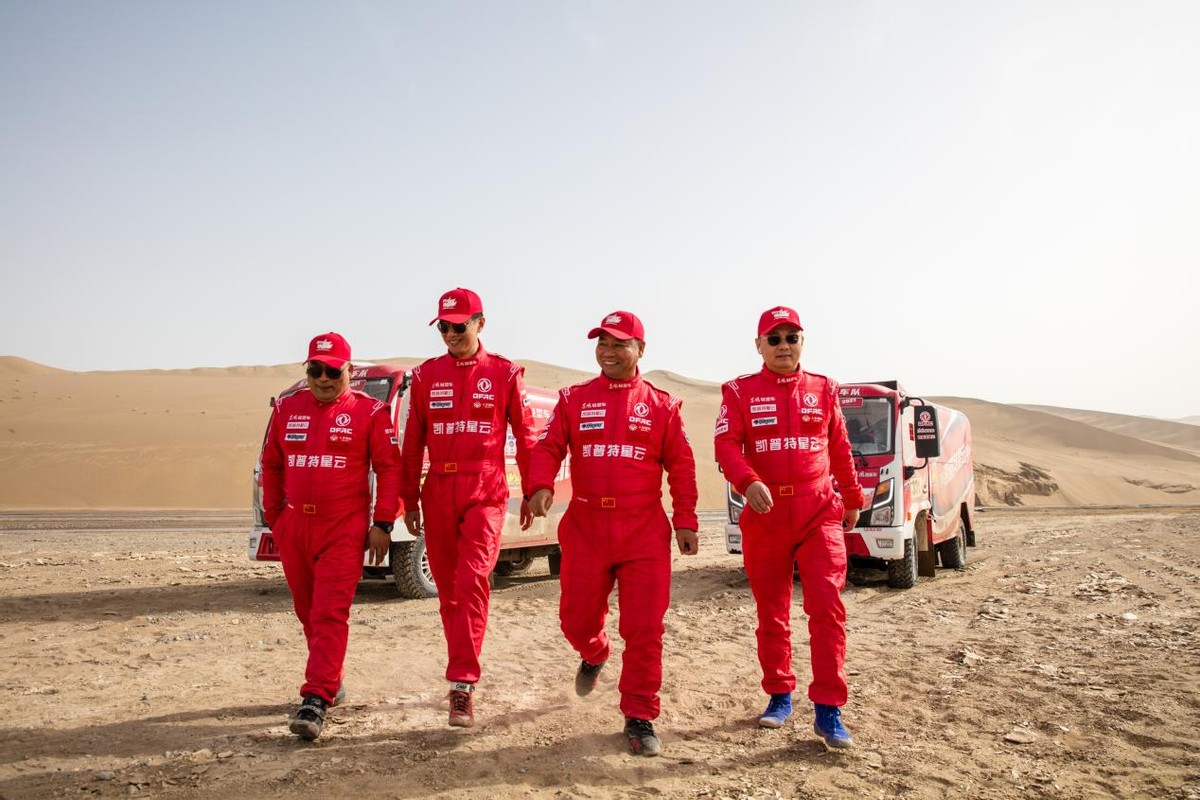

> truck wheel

[
  {"left": 887, "top": 539, "right": 918, "bottom": 589},
  {"left": 391, "top": 540, "right": 437, "bottom": 599},
  {"left": 494, "top": 554, "right": 534, "bottom": 576},
  {"left": 547, "top": 549, "right": 562, "bottom": 577},
  {"left": 936, "top": 519, "right": 967, "bottom": 569}
]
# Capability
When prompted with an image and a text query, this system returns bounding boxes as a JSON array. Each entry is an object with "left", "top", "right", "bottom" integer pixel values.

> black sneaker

[
  {"left": 623, "top": 717, "right": 662, "bottom": 757},
  {"left": 575, "top": 659, "right": 606, "bottom": 697},
  {"left": 289, "top": 695, "right": 329, "bottom": 741}
]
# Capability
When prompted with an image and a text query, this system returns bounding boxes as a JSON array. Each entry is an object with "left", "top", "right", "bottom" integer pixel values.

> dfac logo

[
  {"left": 442, "top": 297, "right": 458, "bottom": 309},
  {"left": 477, "top": 378, "right": 493, "bottom": 393},
  {"left": 335, "top": 413, "right": 352, "bottom": 426},
  {"left": 803, "top": 392, "right": 819, "bottom": 407},
  {"left": 315, "top": 339, "right": 333, "bottom": 351},
  {"left": 633, "top": 402, "right": 650, "bottom": 418}
]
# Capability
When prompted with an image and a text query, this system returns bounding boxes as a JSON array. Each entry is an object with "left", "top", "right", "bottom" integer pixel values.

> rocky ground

[{"left": 1, "top": 507, "right": 1198, "bottom": 799}]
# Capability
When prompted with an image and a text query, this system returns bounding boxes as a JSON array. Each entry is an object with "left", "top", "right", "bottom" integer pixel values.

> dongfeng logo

[
  {"left": 335, "top": 413, "right": 352, "bottom": 426},
  {"left": 634, "top": 402, "right": 650, "bottom": 418},
  {"left": 477, "top": 378, "right": 493, "bottom": 393},
  {"left": 803, "top": 392, "right": 818, "bottom": 407}
]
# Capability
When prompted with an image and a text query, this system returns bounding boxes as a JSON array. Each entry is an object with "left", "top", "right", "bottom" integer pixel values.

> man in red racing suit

[
  {"left": 401, "top": 287, "right": 536, "bottom": 728},
  {"left": 529, "top": 310, "right": 698, "bottom": 758},
  {"left": 261, "top": 331, "right": 402, "bottom": 741},
  {"left": 714, "top": 306, "right": 864, "bottom": 749}
]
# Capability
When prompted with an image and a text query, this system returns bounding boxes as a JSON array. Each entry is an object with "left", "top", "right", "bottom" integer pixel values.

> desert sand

[
  {"left": 2, "top": 355, "right": 1198, "bottom": 510},
  {"left": 1, "top": 355, "right": 1199, "bottom": 799},
  {"left": 0, "top": 507, "right": 1198, "bottom": 798}
]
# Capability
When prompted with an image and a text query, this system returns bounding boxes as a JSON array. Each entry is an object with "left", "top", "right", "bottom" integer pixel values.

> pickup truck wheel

[
  {"left": 887, "top": 538, "right": 918, "bottom": 589},
  {"left": 391, "top": 540, "right": 437, "bottom": 599},
  {"left": 936, "top": 519, "right": 967, "bottom": 569},
  {"left": 494, "top": 554, "right": 533, "bottom": 576}
]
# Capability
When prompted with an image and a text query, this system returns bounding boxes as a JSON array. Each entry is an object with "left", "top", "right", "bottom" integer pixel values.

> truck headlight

[
  {"left": 872, "top": 505, "right": 894, "bottom": 526},
  {"left": 872, "top": 479, "right": 893, "bottom": 508}
]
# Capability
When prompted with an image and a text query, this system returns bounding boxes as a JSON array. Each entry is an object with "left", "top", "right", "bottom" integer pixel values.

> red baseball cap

[
  {"left": 588, "top": 310, "right": 645, "bottom": 341},
  {"left": 757, "top": 306, "right": 804, "bottom": 336},
  {"left": 307, "top": 332, "right": 352, "bottom": 369},
  {"left": 429, "top": 287, "right": 484, "bottom": 325}
]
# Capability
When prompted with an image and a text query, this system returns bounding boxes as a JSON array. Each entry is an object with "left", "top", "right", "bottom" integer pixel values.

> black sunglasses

[
  {"left": 765, "top": 333, "right": 801, "bottom": 346},
  {"left": 437, "top": 320, "right": 471, "bottom": 334},
  {"left": 306, "top": 362, "right": 344, "bottom": 380}
]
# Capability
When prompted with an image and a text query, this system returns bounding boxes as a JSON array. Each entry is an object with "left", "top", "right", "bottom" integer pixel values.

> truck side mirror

[{"left": 913, "top": 405, "right": 941, "bottom": 459}]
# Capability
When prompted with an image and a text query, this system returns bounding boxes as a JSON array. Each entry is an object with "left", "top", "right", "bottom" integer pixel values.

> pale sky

[{"left": 3, "top": 1, "right": 1198, "bottom": 419}]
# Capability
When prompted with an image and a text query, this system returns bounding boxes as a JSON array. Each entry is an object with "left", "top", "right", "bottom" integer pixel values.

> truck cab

[
  {"left": 725, "top": 380, "right": 976, "bottom": 589},
  {"left": 247, "top": 363, "right": 568, "bottom": 598}
]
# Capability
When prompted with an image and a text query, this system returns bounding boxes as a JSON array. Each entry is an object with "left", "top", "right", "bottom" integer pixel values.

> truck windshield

[
  {"left": 352, "top": 377, "right": 394, "bottom": 403},
  {"left": 842, "top": 397, "right": 893, "bottom": 455}
]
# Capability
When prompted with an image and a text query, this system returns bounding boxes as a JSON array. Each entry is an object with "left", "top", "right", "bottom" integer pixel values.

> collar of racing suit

[
  {"left": 761, "top": 364, "right": 805, "bottom": 385},
  {"left": 600, "top": 369, "right": 642, "bottom": 391}
]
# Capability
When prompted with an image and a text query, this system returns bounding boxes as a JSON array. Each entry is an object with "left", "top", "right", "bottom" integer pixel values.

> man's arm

[
  {"left": 506, "top": 365, "right": 538, "bottom": 529},
  {"left": 527, "top": 392, "right": 571, "bottom": 518},
  {"left": 661, "top": 398, "right": 699, "bottom": 530},
  {"left": 367, "top": 402, "right": 403, "bottom": 564},
  {"left": 260, "top": 404, "right": 286, "bottom": 529},
  {"left": 825, "top": 380, "right": 865, "bottom": 521},
  {"left": 400, "top": 369, "right": 429, "bottom": 535}
]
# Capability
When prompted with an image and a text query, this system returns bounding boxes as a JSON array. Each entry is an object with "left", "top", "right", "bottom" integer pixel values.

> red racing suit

[
  {"left": 400, "top": 345, "right": 536, "bottom": 684},
  {"left": 714, "top": 367, "right": 864, "bottom": 706},
  {"left": 529, "top": 372, "right": 698, "bottom": 721},
  {"left": 261, "top": 387, "right": 401, "bottom": 703}
]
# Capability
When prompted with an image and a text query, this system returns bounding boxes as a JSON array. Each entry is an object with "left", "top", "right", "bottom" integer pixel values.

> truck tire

[
  {"left": 391, "top": 540, "right": 437, "bottom": 599},
  {"left": 494, "top": 554, "right": 534, "bottom": 576},
  {"left": 936, "top": 519, "right": 967, "bottom": 569},
  {"left": 887, "top": 538, "right": 919, "bottom": 589}
]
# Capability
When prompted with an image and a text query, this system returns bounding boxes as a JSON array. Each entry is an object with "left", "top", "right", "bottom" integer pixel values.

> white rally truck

[
  {"left": 724, "top": 380, "right": 976, "bottom": 589},
  {"left": 247, "top": 363, "right": 568, "bottom": 598}
]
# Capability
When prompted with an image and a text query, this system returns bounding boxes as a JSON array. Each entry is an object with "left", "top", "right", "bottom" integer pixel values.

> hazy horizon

[{"left": 4, "top": 2, "right": 1198, "bottom": 419}]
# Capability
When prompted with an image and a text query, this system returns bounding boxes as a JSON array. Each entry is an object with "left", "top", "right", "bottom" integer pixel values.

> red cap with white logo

[
  {"left": 307, "top": 332, "right": 352, "bottom": 369},
  {"left": 429, "top": 287, "right": 484, "bottom": 325},
  {"left": 588, "top": 310, "right": 645, "bottom": 341},
  {"left": 757, "top": 306, "right": 804, "bottom": 336}
]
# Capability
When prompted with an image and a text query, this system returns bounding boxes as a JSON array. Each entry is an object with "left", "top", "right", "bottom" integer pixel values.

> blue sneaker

[
  {"left": 758, "top": 693, "right": 793, "bottom": 728},
  {"left": 813, "top": 704, "right": 854, "bottom": 748}
]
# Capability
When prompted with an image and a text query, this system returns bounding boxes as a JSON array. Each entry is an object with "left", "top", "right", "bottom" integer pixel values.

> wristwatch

[{"left": 372, "top": 520, "right": 395, "bottom": 535}]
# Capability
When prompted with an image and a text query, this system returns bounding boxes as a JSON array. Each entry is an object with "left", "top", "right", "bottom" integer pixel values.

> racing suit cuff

[
  {"left": 528, "top": 483, "right": 554, "bottom": 497},
  {"left": 842, "top": 489, "right": 866, "bottom": 510},
  {"left": 736, "top": 475, "right": 761, "bottom": 496},
  {"left": 672, "top": 512, "right": 699, "bottom": 531}
]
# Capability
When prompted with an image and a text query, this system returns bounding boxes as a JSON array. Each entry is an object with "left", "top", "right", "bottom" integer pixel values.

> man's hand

[
  {"left": 528, "top": 489, "right": 554, "bottom": 518},
  {"left": 744, "top": 481, "right": 773, "bottom": 514},
  {"left": 519, "top": 497, "right": 533, "bottom": 530},
  {"left": 404, "top": 509, "right": 423, "bottom": 537},
  {"left": 366, "top": 525, "right": 391, "bottom": 566},
  {"left": 675, "top": 529, "right": 699, "bottom": 555},
  {"left": 842, "top": 507, "right": 860, "bottom": 531}
]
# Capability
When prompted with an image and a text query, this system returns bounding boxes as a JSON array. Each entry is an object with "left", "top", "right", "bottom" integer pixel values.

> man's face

[
  {"left": 306, "top": 361, "right": 351, "bottom": 403},
  {"left": 439, "top": 315, "right": 484, "bottom": 359},
  {"left": 595, "top": 333, "right": 644, "bottom": 381},
  {"left": 757, "top": 325, "right": 804, "bottom": 375}
]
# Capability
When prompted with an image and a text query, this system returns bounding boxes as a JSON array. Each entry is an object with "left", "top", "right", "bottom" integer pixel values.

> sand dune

[{"left": 1, "top": 356, "right": 1198, "bottom": 509}]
